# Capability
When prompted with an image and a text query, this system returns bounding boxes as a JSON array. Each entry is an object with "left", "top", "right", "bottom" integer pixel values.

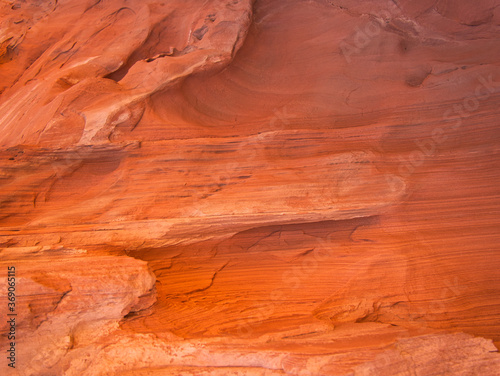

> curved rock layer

[{"left": 1, "top": 0, "right": 500, "bottom": 375}]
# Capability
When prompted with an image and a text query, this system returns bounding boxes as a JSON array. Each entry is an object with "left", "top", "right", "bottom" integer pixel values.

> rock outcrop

[{"left": 1, "top": 0, "right": 499, "bottom": 374}]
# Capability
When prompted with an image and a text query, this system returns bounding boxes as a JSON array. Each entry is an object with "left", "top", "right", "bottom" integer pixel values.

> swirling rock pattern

[{"left": 1, "top": 0, "right": 500, "bottom": 374}]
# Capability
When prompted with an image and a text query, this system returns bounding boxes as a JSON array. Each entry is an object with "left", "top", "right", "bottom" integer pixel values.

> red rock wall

[{"left": 1, "top": 0, "right": 500, "bottom": 374}]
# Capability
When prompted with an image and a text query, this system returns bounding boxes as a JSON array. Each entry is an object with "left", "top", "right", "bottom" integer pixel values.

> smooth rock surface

[{"left": 1, "top": 0, "right": 500, "bottom": 374}]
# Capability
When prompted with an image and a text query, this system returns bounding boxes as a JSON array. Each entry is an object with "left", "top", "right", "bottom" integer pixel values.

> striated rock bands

[{"left": 1, "top": 0, "right": 500, "bottom": 375}]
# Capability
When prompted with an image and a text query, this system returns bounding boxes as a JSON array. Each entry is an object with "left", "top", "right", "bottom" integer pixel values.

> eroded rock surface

[{"left": 1, "top": 0, "right": 500, "bottom": 374}]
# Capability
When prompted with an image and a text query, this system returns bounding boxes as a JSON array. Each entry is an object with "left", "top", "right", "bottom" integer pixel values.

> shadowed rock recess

[{"left": 1, "top": 0, "right": 500, "bottom": 375}]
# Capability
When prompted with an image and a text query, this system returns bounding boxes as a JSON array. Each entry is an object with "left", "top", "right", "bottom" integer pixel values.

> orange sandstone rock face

[{"left": 0, "top": 0, "right": 500, "bottom": 375}]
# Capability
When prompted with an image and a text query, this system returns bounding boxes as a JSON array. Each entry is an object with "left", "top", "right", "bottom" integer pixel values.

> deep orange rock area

[{"left": 1, "top": 0, "right": 500, "bottom": 374}]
